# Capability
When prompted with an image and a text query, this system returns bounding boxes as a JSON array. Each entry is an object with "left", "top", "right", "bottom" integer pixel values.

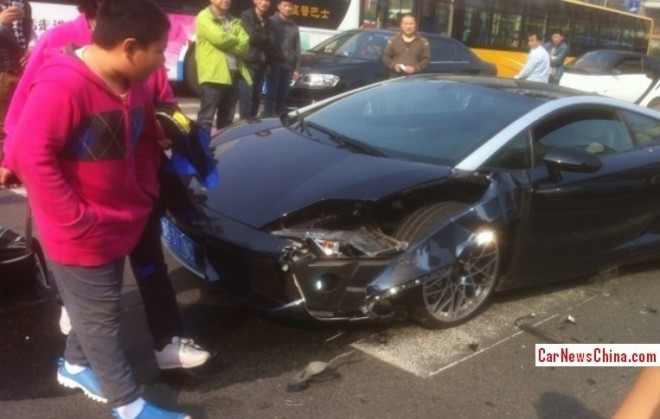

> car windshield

[
  {"left": 566, "top": 51, "right": 620, "bottom": 74},
  {"left": 307, "top": 31, "right": 391, "bottom": 61},
  {"left": 294, "top": 77, "right": 539, "bottom": 166}
]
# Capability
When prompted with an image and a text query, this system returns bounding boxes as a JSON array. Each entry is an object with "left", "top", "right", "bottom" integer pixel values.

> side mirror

[{"left": 543, "top": 146, "right": 602, "bottom": 182}]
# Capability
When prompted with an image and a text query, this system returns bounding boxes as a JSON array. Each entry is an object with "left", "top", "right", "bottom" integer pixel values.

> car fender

[{"left": 363, "top": 171, "right": 522, "bottom": 303}]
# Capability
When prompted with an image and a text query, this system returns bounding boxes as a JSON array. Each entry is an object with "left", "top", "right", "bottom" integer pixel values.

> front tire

[{"left": 394, "top": 202, "right": 500, "bottom": 328}]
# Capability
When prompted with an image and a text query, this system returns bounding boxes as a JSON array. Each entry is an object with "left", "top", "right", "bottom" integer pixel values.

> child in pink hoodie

[
  {"left": 3, "top": 0, "right": 210, "bottom": 372},
  {"left": 7, "top": 0, "right": 190, "bottom": 417}
]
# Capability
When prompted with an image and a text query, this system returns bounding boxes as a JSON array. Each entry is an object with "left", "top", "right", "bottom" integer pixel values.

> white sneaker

[
  {"left": 155, "top": 337, "right": 211, "bottom": 369},
  {"left": 59, "top": 306, "right": 72, "bottom": 335}
]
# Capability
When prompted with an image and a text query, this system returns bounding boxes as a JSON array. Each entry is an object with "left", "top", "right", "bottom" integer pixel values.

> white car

[{"left": 560, "top": 50, "right": 660, "bottom": 109}]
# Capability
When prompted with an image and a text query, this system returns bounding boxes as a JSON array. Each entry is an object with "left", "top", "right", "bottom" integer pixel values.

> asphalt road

[{"left": 1, "top": 93, "right": 659, "bottom": 418}]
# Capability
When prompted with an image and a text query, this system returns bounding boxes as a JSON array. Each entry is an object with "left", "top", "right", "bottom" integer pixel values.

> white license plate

[{"left": 161, "top": 217, "right": 203, "bottom": 275}]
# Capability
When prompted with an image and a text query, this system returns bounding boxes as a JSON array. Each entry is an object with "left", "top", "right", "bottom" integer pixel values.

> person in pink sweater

[
  {"left": 2, "top": 0, "right": 210, "bottom": 371},
  {"left": 7, "top": 1, "right": 194, "bottom": 417},
  {"left": 1, "top": 0, "right": 175, "bottom": 183}
]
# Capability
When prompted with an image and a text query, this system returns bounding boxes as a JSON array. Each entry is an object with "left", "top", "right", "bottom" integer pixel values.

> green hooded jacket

[{"left": 195, "top": 7, "right": 252, "bottom": 86}]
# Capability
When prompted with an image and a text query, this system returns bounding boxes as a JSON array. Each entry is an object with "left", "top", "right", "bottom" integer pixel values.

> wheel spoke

[{"left": 423, "top": 241, "right": 499, "bottom": 322}]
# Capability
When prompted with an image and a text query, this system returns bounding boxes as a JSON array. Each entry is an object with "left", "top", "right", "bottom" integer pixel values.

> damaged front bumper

[{"left": 166, "top": 172, "right": 520, "bottom": 322}]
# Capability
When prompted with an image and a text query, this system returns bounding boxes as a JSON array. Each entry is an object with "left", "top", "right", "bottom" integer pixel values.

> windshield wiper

[
  {"left": 305, "top": 120, "right": 384, "bottom": 157},
  {"left": 290, "top": 110, "right": 311, "bottom": 136}
]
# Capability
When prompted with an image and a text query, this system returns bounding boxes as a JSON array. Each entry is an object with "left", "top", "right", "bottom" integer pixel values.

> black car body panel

[
  {"left": 207, "top": 119, "right": 452, "bottom": 228},
  {"left": 164, "top": 76, "right": 660, "bottom": 324}
]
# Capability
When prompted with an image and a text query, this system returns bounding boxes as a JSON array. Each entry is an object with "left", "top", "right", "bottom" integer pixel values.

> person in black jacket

[
  {"left": 263, "top": 0, "right": 299, "bottom": 116},
  {"left": 239, "top": 0, "right": 276, "bottom": 119}
]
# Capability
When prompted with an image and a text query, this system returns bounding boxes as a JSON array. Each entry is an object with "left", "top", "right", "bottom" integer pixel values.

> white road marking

[{"left": 351, "top": 286, "right": 597, "bottom": 378}]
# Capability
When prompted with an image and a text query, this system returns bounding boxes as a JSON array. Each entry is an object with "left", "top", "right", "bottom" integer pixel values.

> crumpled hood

[{"left": 201, "top": 124, "right": 452, "bottom": 228}]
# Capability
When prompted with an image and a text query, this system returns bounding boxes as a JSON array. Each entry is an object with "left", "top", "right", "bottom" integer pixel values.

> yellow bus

[{"left": 370, "top": 0, "right": 654, "bottom": 77}]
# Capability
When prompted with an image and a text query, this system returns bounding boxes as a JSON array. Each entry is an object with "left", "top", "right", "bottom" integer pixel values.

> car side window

[
  {"left": 484, "top": 131, "right": 532, "bottom": 170},
  {"left": 620, "top": 110, "right": 660, "bottom": 146},
  {"left": 532, "top": 109, "right": 634, "bottom": 165},
  {"left": 615, "top": 58, "right": 642, "bottom": 74},
  {"left": 431, "top": 40, "right": 458, "bottom": 61}
]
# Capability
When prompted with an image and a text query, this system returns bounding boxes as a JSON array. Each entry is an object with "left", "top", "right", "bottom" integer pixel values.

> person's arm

[
  {"left": 10, "top": 80, "right": 96, "bottom": 236},
  {"left": 553, "top": 43, "right": 569, "bottom": 66},
  {"left": 227, "top": 18, "right": 250, "bottom": 57},
  {"left": 515, "top": 49, "right": 541, "bottom": 80},
  {"left": 3, "top": 31, "right": 61, "bottom": 165},
  {"left": 415, "top": 37, "right": 431, "bottom": 72},
  {"left": 196, "top": 10, "right": 238, "bottom": 50},
  {"left": 133, "top": 89, "right": 162, "bottom": 202},
  {"left": 613, "top": 367, "right": 660, "bottom": 419},
  {"left": 382, "top": 37, "right": 395, "bottom": 71}
]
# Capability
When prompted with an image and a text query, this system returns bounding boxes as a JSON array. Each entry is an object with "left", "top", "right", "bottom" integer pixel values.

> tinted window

[
  {"left": 297, "top": 78, "right": 536, "bottom": 166},
  {"left": 615, "top": 58, "right": 642, "bottom": 74},
  {"left": 533, "top": 109, "right": 634, "bottom": 164},
  {"left": 484, "top": 131, "right": 532, "bottom": 170},
  {"left": 620, "top": 110, "right": 660, "bottom": 146},
  {"left": 567, "top": 51, "right": 620, "bottom": 74},
  {"left": 308, "top": 31, "right": 390, "bottom": 60},
  {"left": 431, "top": 39, "right": 459, "bottom": 61}
]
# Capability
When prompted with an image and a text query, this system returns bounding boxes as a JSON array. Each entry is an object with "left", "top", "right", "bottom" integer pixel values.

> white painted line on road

[
  {"left": 427, "top": 294, "right": 598, "bottom": 377},
  {"left": 351, "top": 287, "right": 598, "bottom": 378}
]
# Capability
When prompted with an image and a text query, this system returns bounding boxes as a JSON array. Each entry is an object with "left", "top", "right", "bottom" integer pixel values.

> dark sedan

[
  {"left": 164, "top": 75, "right": 660, "bottom": 329},
  {"left": 286, "top": 29, "right": 497, "bottom": 108}
]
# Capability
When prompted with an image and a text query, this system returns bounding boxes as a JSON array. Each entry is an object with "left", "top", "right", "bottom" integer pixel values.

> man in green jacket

[{"left": 196, "top": 0, "right": 252, "bottom": 132}]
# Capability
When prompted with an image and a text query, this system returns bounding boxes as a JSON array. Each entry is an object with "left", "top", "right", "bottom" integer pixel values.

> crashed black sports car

[{"left": 163, "top": 75, "right": 660, "bottom": 328}]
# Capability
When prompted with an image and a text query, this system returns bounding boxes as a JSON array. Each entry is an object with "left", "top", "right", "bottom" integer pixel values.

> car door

[
  {"left": 600, "top": 57, "right": 653, "bottom": 102},
  {"left": 503, "top": 106, "right": 660, "bottom": 281}
]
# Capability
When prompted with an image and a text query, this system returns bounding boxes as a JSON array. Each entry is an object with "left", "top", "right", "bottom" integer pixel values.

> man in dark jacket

[
  {"left": 263, "top": 0, "right": 299, "bottom": 116},
  {"left": 239, "top": 0, "right": 276, "bottom": 119},
  {"left": 382, "top": 13, "right": 430, "bottom": 77}
]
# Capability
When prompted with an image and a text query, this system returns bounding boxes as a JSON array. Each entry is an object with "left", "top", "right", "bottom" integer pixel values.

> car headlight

[
  {"left": 295, "top": 74, "right": 340, "bottom": 88},
  {"left": 272, "top": 228, "right": 407, "bottom": 257}
]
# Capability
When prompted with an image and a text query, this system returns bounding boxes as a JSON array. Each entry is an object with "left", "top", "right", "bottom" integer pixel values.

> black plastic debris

[
  {"left": 514, "top": 314, "right": 561, "bottom": 344},
  {"left": 286, "top": 350, "right": 357, "bottom": 393},
  {"left": 0, "top": 226, "right": 49, "bottom": 303},
  {"left": 556, "top": 314, "right": 576, "bottom": 329}
]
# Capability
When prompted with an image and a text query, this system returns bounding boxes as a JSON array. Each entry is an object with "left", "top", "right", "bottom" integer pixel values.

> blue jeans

[
  {"left": 264, "top": 65, "right": 292, "bottom": 116},
  {"left": 197, "top": 79, "right": 238, "bottom": 132},
  {"left": 238, "top": 66, "right": 266, "bottom": 120}
]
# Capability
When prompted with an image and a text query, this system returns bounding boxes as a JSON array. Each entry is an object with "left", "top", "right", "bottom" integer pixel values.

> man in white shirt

[{"left": 514, "top": 32, "right": 550, "bottom": 83}]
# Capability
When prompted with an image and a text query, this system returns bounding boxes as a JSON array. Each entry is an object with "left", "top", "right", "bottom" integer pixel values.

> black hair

[
  {"left": 93, "top": 0, "right": 170, "bottom": 49},
  {"left": 551, "top": 28, "right": 564, "bottom": 37},
  {"left": 400, "top": 12, "right": 415, "bottom": 21},
  {"left": 76, "top": 0, "right": 101, "bottom": 20},
  {"left": 527, "top": 31, "right": 541, "bottom": 41}
]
